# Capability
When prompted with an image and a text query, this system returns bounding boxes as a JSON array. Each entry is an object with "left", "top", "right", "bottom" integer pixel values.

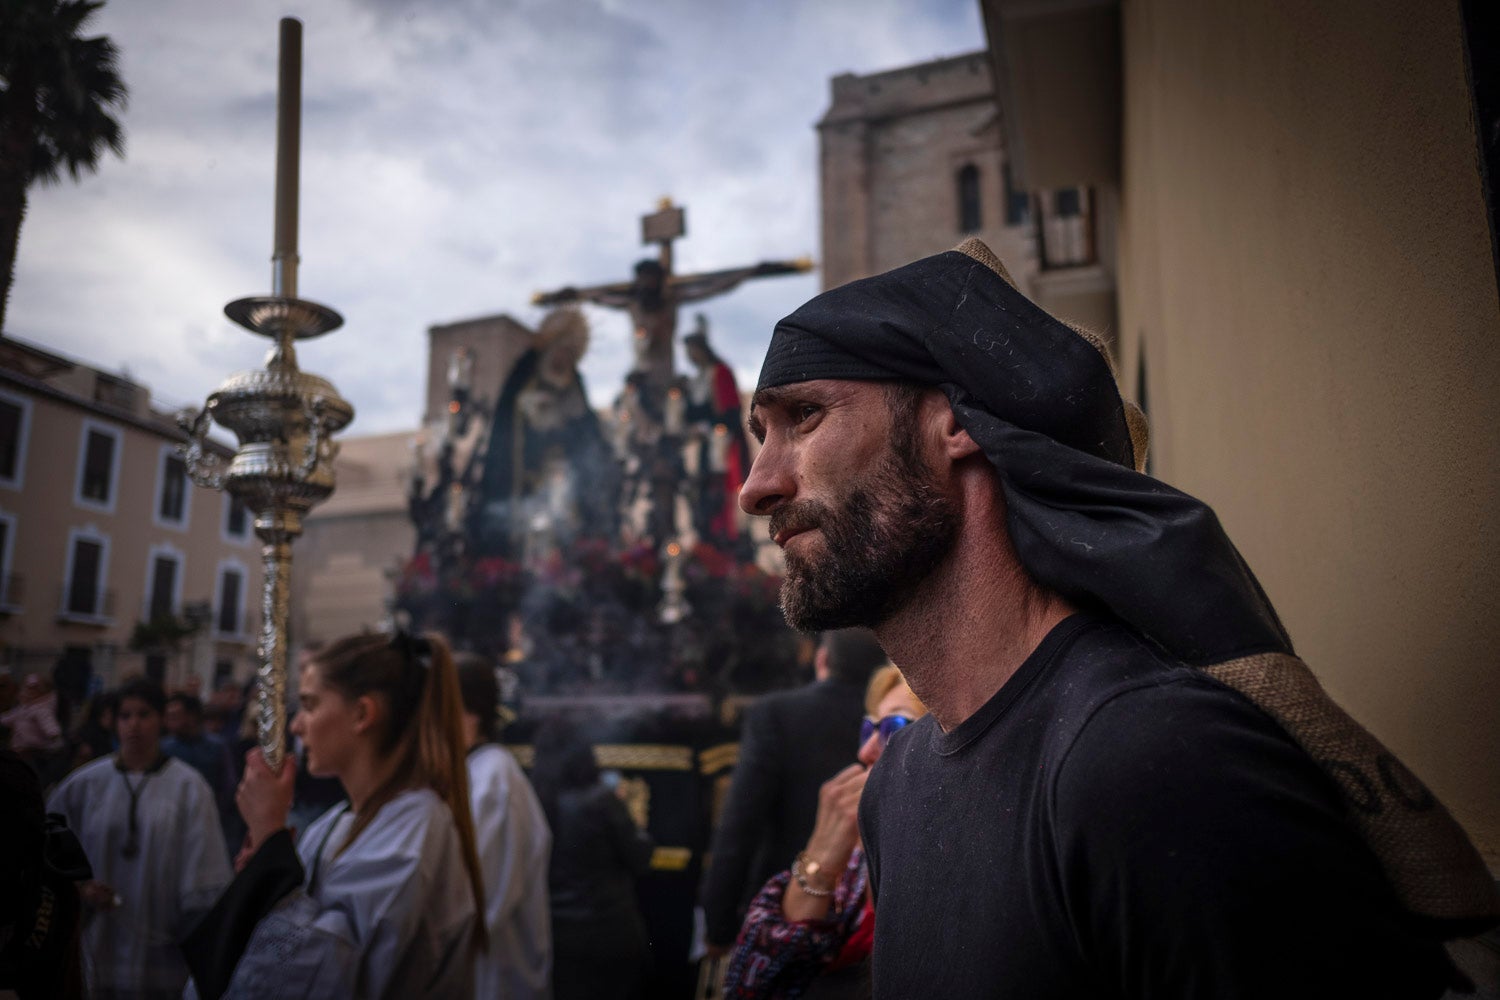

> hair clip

[{"left": 388, "top": 629, "right": 433, "bottom": 669}]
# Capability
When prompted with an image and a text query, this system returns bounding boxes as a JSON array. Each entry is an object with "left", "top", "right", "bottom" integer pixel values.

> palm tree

[{"left": 0, "top": 0, "right": 126, "bottom": 334}]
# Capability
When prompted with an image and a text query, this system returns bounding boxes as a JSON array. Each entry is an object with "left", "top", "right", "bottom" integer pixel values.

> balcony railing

[{"left": 0, "top": 573, "right": 22, "bottom": 611}]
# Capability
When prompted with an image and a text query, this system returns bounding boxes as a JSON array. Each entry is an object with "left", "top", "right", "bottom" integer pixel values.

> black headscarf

[
  {"left": 755, "top": 240, "right": 1498, "bottom": 931},
  {"left": 757, "top": 242, "right": 1290, "bottom": 668}
]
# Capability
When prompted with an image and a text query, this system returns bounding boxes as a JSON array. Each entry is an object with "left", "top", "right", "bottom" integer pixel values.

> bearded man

[{"left": 739, "top": 238, "right": 1497, "bottom": 998}]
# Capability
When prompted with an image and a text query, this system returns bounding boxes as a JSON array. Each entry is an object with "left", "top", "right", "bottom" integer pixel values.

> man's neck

[{"left": 877, "top": 517, "right": 1075, "bottom": 733}]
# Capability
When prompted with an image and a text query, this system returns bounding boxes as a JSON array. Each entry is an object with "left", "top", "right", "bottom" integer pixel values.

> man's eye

[{"left": 796, "top": 404, "right": 820, "bottom": 423}]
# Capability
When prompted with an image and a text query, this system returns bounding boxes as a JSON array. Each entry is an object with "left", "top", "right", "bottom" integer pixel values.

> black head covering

[{"left": 757, "top": 243, "right": 1290, "bottom": 666}]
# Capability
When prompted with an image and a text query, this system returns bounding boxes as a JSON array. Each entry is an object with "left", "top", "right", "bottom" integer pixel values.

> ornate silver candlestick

[
  {"left": 178, "top": 18, "right": 353, "bottom": 770},
  {"left": 658, "top": 539, "right": 690, "bottom": 624}
]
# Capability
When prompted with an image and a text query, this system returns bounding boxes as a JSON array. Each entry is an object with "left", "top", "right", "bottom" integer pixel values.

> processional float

[{"left": 178, "top": 18, "right": 352, "bottom": 770}]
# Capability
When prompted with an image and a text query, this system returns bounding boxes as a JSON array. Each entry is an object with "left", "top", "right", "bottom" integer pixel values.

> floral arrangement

[{"left": 393, "top": 538, "right": 800, "bottom": 698}]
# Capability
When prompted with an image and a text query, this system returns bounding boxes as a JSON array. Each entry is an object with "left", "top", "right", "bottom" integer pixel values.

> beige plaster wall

[
  {"left": 292, "top": 431, "right": 419, "bottom": 647},
  {"left": 1115, "top": 0, "right": 1500, "bottom": 857},
  {"left": 292, "top": 511, "right": 413, "bottom": 645},
  {"left": 997, "top": 5, "right": 1121, "bottom": 189},
  {"left": 1, "top": 390, "right": 262, "bottom": 687}
]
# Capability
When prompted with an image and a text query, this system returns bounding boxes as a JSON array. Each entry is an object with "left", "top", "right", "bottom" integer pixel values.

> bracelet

[{"left": 791, "top": 851, "right": 836, "bottom": 898}]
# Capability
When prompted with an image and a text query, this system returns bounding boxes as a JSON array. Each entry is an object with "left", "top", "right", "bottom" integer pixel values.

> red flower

[
  {"left": 618, "top": 542, "right": 660, "bottom": 579},
  {"left": 690, "top": 542, "right": 734, "bottom": 579},
  {"left": 398, "top": 552, "right": 438, "bottom": 595},
  {"left": 472, "top": 556, "right": 519, "bottom": 589}
]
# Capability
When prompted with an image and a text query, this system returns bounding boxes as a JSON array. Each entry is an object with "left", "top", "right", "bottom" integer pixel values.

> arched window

[{"left": 957, "top": 164, "right": 982, "bottom": 233}]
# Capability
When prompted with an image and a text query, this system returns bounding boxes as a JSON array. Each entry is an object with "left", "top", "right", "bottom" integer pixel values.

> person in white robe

[
  {"left": 46, "top": 677, "right": 230, "bottom": 1000},
  {"left": 183, "top": 630, "right": 486, "bottom": 1000},
  {"left": 457, "top": 654, "right": 553, "bottom": 999},
  {"left": 194, "top": 786, "right": 475, "bottom": 999}
]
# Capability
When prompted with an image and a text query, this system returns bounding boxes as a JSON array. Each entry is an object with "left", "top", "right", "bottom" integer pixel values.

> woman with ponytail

[{"left": 183, "top": 631, "right": 485, "bottom": 1000}]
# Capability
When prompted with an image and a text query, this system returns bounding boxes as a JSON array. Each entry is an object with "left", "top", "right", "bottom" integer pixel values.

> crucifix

[
  {"left": 532, "top": 198, "right": 812, "bottom": 396},
  {"left": 531, "top": 199, "right": 811, "bottom": 555}
]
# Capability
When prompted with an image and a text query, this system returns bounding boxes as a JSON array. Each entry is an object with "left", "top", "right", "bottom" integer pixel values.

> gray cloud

[{"left": 9, "top": 0, "right": 981, "bottom": 432}]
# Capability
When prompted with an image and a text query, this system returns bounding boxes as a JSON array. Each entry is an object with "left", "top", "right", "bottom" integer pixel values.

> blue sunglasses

[{"left": 859, "top": 713, "right": 914, "bottom": 747}]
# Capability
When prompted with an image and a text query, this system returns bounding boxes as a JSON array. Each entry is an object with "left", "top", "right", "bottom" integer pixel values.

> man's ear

[{"left": 928, "top": 394, "right": 982, "bottom": 461}]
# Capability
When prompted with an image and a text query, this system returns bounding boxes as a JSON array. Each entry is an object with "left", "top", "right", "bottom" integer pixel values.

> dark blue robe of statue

[{"left": 471, "top": 348, "right": 618, "bottom": 559}]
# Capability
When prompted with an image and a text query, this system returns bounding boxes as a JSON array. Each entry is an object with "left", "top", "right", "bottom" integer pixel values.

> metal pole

[
  {"left": 178, "top": 17, "right": 352, "bottom": 774},
  {"left": 272, "top": 18, "right": 301, "bottom": 301},
  {"left": 257, "top": 539, "right": 293, "bottom": 769}
]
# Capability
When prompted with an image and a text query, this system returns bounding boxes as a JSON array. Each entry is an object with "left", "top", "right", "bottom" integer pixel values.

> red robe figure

[{"left": 683, "top": 316, "right": 750, "bottom": 548}]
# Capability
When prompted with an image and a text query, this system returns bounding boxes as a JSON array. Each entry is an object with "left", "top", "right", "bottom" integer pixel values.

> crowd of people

[
  {"left": 0, "top": 629, "right": 905, "bottom": 1000},
  {"left": 1, "top": 625, "right": 909, "bottom": 1000},
  {"left": 0, "top": 635, "right": 666, "bottom": 1000},
  {"left": 5, "top": 233, "right": 1497, "bottom": 1000}
]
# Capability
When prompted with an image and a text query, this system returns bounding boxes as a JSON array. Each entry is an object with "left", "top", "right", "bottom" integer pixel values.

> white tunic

[
  {"left": 204, "top": 787, "right": 478, "bottom": 1000},
  {"left": 467, "top": 744, "right": 553, "bottom": 1000},
  {"left": 47, "top": 755, "right": 231, "bottom": 1000}
]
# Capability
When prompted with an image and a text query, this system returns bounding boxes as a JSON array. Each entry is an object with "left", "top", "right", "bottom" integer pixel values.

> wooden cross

[{"left": 532, "top": 198, "right": 811, "bottom": 394}]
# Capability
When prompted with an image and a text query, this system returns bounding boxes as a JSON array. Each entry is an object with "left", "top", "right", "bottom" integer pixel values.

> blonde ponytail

[
  {"left": 412, "top": 634, "right": 487, "bottom": 950},
  {"left": 308, "top": 630, "right": 488, "bottom": 950}
]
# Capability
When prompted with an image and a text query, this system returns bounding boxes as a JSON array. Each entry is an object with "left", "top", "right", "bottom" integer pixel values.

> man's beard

[{"left": 770, "top": 444, "right": 958, "bottom": 632}]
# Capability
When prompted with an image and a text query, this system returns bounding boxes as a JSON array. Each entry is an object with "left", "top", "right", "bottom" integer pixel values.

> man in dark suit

[{"left": 700, "top": 628, "right": 887, "bottom": 955}]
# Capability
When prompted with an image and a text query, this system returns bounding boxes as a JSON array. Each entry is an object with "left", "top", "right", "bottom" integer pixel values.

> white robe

[
  {"left": 47, "top": 755, "right": 231, "bottom": 1000},
  {"left": 197, "top": 787, "right": 478, "bottom": 1000},
  {"left": 467, "top": 744, "right": 553, "bottom": 1000}
]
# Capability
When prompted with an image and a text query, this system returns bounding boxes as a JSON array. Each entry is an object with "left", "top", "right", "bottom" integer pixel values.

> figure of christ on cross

[
  {"left": 531, "top": 200, "right": 811, "bottom": 550},
  {"left": 531, "top": 200, "right": 812, "bottom": 398}
]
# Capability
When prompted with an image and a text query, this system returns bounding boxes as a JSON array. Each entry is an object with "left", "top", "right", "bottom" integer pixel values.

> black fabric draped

[{"left": 183, "top": 829, "right": 304, "bottom": 1000}]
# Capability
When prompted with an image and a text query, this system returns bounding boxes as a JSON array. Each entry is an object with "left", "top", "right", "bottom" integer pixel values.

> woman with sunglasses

[
  {"left": 182, "top": 631, "right": 486, "bottom": 1000},
  {"left": 722, "top": 664, "right": 926, "bottom": 999}
]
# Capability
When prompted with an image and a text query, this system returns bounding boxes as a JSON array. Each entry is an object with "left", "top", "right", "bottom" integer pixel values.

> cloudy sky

[{"left": 9, "top": 0, "right": 983, "bottom": 434}]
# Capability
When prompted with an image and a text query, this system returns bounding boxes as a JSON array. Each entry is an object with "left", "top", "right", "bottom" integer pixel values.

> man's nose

[{"left": 740, "top": 438, "right": 793, "bottom": 516}]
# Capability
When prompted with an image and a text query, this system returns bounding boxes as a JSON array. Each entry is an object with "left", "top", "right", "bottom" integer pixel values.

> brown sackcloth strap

[{"left": 1203, "top": 653, "right": 1499, "bottom": 925}]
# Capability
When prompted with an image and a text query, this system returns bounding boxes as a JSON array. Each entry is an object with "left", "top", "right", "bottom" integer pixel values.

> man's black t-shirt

[{"left": 859, "top": 615, "right": 1452, "bottom": 998}]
